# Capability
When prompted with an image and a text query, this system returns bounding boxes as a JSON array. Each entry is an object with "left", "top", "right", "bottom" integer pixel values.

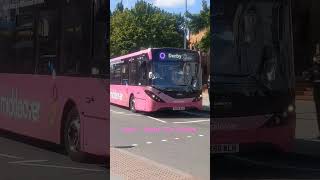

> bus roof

[
  {"left": 110, "top": 48, "right": 152, "bottom": 62},
  {"left": 110, "top": 48, "right": 198, "bottom": 62}
]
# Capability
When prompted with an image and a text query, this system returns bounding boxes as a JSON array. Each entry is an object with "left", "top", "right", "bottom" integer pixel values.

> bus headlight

[{"left": 145, "top": 90, "right": 165, "bottom": 103}]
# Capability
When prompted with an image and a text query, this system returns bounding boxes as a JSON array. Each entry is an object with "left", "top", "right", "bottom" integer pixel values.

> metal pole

[{"left": 184, "top": 0, "right": 187, "bottom": 49}]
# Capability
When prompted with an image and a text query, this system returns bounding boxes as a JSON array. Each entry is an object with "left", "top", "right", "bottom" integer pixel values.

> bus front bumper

[{"left": 145, "top": 100, "right": 203, "bottom": 112}]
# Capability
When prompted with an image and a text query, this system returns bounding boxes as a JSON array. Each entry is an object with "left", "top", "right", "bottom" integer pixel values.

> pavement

[
  {"left": 110, "top": 147, "right": 197, "bottom": 180},
  {"left": 294, "top": 100, "right": 320, "bottom": 157}
]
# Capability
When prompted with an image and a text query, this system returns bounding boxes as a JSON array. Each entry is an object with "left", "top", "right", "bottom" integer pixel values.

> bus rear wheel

[
  {"left": 129, "top": 95, "right": 136, "bottom": 113},
  {"left": 64, "top": 107, "right": 87, "bottom": 162}
]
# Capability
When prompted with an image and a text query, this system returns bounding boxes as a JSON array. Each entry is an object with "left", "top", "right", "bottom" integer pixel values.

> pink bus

[
  {"left": 110, "top": 48, "right": 202, "bottom": 112},
  {"left": 212, "top": 0, "right": 296, "bottom": 154},
  {"left": 0, "top": 0, "right": 108, "bottom": 161}
]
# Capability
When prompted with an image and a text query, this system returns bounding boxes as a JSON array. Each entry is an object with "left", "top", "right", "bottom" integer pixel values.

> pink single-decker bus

[{"left": 110, "top": 48, "right": 202, "bottom": 112}]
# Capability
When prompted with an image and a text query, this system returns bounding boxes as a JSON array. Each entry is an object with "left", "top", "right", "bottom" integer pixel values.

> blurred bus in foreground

[
  {"left": 211, "top": 0, "right": 296, "bottom": 153},
  {"left": 0, "top": 0, "right": 108, "bottom": 161}
]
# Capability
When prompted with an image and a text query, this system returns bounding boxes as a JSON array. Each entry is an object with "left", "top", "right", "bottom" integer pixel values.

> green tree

[
  {"left": 111, "top": 0, "right": 184, "bottom": 57},
  {"left": 187, "top": 0, "right": 210, "bottom": 51}
]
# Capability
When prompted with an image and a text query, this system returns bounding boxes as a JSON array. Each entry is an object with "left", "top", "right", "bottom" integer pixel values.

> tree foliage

[
  {"left": 187, "top": 0, "right": 210, "bottom": 52},
  {"left": 111, "top": 0, "right": 184, "bottom": 57}
]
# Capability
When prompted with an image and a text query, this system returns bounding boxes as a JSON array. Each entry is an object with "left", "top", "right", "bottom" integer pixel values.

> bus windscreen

[
  {"left": 213, "top": 0, "right": 292, "bottom": 94},
  {"left": 151, "top": 49, "right": 201, "bottom": 91}
]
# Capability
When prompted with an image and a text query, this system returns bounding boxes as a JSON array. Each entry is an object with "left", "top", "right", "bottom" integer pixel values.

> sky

[{"left": 110, "top": 0, "right": 210, "bottom": 14}]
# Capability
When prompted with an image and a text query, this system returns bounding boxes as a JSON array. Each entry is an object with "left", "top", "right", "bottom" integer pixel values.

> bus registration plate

[
  {"left": 211, "top": 144, "right": 239, "bottom": 153},
  {"left": 173, "top": 107, "right": 185, "bottom": 111}
]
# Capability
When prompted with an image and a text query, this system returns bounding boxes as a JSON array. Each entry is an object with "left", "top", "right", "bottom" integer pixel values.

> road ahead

[
  {"left": 110, "top": 105, "right": 210, "bottom": 180},
  {"left": 0, "top": 131, "right": 108, "bottom": 180}
]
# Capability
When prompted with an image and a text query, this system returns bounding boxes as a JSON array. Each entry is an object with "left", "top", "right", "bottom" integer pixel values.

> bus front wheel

[
  {"left": 129, "top": 95, "right": 136, "bottom": 113},
  {"left": 64, "top": 107, "right": 87, "bottom": 162}
]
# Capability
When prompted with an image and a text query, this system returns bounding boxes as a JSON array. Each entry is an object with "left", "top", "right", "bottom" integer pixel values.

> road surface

[
  {"left": 110, "top": 105, "right": 210, "bottom": 180},
  {"left": 0, "top": 131, "right": 108, "bottom": 180}
]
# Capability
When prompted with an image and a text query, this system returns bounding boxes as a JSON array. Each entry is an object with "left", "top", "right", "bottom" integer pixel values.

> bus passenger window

[
  {"left": 139, "top": 61, "right": 147, "bottom": 85},
  {"left": 129, "top": 59, "right": 138, "bottom": 85},
  {"left": 111, "top": 64, "right": 121, "bottom": 85},
  {"left": 121, "top": 62, "right": 129, "bottom": 85}
]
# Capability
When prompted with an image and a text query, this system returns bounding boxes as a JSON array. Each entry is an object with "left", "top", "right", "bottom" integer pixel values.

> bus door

[{"left": 129, "top": 55, "right": 148, "bottom": 108}]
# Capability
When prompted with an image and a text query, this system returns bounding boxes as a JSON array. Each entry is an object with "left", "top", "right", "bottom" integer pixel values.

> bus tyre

[
  {"left": 129, "top": 96, "right": 136, "bottom": 113},
  {"left": 64, "top": 107, "right": 87, "bottom": 162}
]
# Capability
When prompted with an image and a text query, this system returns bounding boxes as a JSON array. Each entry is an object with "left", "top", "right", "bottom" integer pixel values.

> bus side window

[
  {"left": 15, "top": 9, "right": 35, "bottom": 74},
  {"left": 129, "top": 58, "right": 138, "bottom": 86},
  {"left": 111, "top": 63, "right": 121, "bottom": 85},
  {"left": 121, "top": 61, "right": 129, "bottom": 85},
  {"left": 0, "top": 5, "right": 15, "bottom": 73}
]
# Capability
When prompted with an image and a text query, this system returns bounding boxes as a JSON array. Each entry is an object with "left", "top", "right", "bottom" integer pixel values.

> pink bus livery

[
  {"left": 110, "top": 48, "right": 203, "bottom": 112},
  {"left": 0, "top": 0, "right": 108, "bottom": 161}
]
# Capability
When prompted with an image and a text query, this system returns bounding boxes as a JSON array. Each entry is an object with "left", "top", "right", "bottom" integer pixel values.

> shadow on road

[
  {"left": 111, "top": 104, "right": 210, "bottom": 119},
  {"left": 144, "top": 109, "right": 210, "bottom": 119},
  {"left": 0, "top": 129, "right": 107, "bottom": 166}
]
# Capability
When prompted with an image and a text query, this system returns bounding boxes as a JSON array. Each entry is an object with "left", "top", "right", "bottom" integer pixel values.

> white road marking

[
  {"left": 187, "top": 136, "right": 192, "bottom": 138},
  {"left": 173, "top": 119, "right": 209, "bottom": 124},
  {"left": 125, "top": 114, "right": 142, "bottom": 117},
  {"left": 198, "top": 134, "right": 204, "bottom": 137},
  {"left": 16, "top": 163, "right": 105, "bottom": 172},
  {"left": 146, "top": 142, "right": 152, "bottom": 144},
  {"left": 111, "top": 110, "right": 142, "bottom": 116},
  {"left": 146, "top": 116, "right": 167, "bottom": 123},
  {"left": 110, "top": 110, "right": 167, "bottom": 123},
  {"left": 9, "top": 160, "right": 48, "bottom": 164},
  {"left": 161, "top": 140, "right": 168, "bottom": 142},
  {"left": 131, "top": 144, "right": 138, "bottom": 147},
  {"left": 0, "top": 153, "right": 23, "bottom": 159},
  {"left": 174, "top": 138, "right": 180, "bottom": 140},
  {"left": 110, "top": 110, "right": 125, "bottom": 114}
]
